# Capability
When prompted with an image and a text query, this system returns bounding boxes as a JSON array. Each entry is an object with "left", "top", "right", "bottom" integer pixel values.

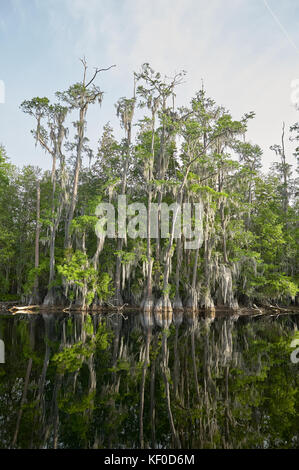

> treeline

[{"left": 0, "top": 62, "right": 298, "bottom": 311}]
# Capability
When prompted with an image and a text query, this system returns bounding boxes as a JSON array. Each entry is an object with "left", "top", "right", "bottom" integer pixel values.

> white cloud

[
  {"left": 61, "top": 0, "right": 298, "bottom": 168},
  {"left": 4, "top": 0, "right": 299, "bottom": 169}
]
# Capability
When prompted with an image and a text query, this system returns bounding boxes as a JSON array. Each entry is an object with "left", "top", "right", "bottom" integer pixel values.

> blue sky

[{"left": 0, "top": 0, "right": 298, "bottom": 171}]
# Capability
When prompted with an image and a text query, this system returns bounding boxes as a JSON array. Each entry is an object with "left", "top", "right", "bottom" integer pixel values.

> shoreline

[{"left": 1, "top": 302, "right": 298, "bottom": 317}]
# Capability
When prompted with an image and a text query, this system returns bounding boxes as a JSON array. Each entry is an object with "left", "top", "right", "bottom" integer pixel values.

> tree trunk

[
  {"left": 65, "top": 107, "right": 86, "bottom": 249},
  {"left": 139, "top": 328, "right": 151, "bottom": 448},
  {"left": 30, "top": 180, "right": 40, "bottom": 304}
]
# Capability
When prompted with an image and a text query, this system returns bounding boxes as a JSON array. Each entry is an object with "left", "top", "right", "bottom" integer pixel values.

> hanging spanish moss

[{"left": 0, "top": 62, "right": 297, "bottom": 313}]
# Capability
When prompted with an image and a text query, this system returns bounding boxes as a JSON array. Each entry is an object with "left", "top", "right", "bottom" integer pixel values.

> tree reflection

[{"left": 0, "top": 311, "right": 298, "bottom": 449}]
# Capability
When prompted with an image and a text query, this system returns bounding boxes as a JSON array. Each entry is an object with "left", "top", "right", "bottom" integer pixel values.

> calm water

[{"left": 0, "top": 310, "right": 298, "bottom": 449}]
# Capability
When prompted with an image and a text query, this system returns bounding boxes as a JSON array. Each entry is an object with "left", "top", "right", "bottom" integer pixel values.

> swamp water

[{"left": 0, "top": 310, "right": 298, "bottom": 449}]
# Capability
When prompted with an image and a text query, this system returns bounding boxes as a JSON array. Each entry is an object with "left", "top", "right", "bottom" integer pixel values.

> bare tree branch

[{"left": 85, "top": 64, "right": 116, "bottom": 88}]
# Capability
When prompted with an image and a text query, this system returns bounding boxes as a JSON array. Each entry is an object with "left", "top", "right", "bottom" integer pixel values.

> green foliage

[
  {"left": 57, "top": 250, "right": 91, "bottom": 290},
  {"left": 52, "top": 321, "right": 112, "bottom": 374},
  {"left": 0, "top": 63, "right": 297, "bottom": 307},
  {"left": 23, "top": 260, "right": 49, "bottom": 295},
  {"left": 57, "top": 251, "right": 113, "bottom": 306}
]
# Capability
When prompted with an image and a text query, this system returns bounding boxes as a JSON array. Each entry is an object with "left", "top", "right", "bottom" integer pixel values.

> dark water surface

[{"left": 0, "top": 310, "right": 298, "bottom": 449}]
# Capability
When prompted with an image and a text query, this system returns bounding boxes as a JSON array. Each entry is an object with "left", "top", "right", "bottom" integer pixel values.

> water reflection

[{"left": 0, "top": 310, "right": 298, "bottom": 449}]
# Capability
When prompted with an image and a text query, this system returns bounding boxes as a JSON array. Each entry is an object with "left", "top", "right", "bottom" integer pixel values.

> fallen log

[
  {"left": 10, "top": 310, "right": 38, "bottom": 315},
  {"left": 9, "top": 305, "right": 40, "bottom": 314}
]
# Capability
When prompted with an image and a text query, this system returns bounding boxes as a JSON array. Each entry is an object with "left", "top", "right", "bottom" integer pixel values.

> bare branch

[{"left": 85, "top": 64, "right": 116, "bottom": 88}]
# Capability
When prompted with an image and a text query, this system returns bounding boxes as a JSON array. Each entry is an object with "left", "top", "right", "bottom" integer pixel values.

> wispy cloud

[
  {"left": 1, "top": 0, "right": 298, "bottom": 169},
  {"left": 49, "top": 0, "right": 299, "bottom": 167}
]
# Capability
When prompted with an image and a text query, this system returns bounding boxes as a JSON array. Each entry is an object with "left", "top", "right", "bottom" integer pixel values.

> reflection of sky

[{"left": 0, "top": 0, "right": 298, "bottom": 170}]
